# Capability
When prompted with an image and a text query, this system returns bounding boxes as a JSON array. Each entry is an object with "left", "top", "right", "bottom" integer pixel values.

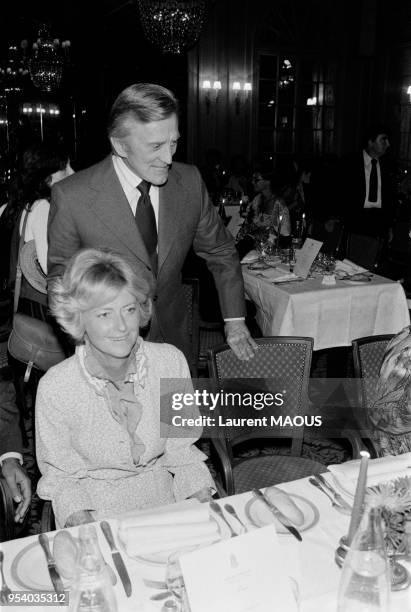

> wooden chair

[
  {"left": 182, "top": 276, "right": 226, "bottom": 376},
  {"left": 309, "top": 219, "right": 344, "bottom": 256},
  {"left": 351, "top": 334, "right": 394, "bottom": 455},
  {"left": 345, "top": 233, "right": 385, "bottom": 270},
  {"left": 40, "top": 500, "right": 56, "bottom": 533},
  {"left": 207, "top": 337, "right": 327, "bottom": 496},
  {"left": 198, "top": 320, "right": 225, "bottom": 375},
  {"left": 182, "top": 278, "right": 200, "bottom": 377}
]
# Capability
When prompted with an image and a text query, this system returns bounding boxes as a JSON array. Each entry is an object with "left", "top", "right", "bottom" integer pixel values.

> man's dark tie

[
  {"left": 368, "top": 158, "right": 378, "bottom": 202},
  {"left": 135, "top": 180, "right": 158, "bottom": 273}
]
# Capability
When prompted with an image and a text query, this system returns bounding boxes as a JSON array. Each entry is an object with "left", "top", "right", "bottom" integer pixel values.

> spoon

[
  {"left": 209, "top": 501, "right": 237, "bottom": 537},
  {"left": 308, "top": 478, "right": 350, "bottom": 514},
  {"left": 0, "top": 551, "right": 12, "bottom": 605},
  {"left": 224, "top": 504, "right": 249, "bottom": 533}
]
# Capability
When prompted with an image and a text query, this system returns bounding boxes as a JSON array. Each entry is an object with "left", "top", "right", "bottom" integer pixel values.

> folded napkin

[
  {"left": 118, "top": 502, "right": 220, "bottom": 557},
  {"left": 335, "top": 259, "right": 367, "bottom": 275},
  {"left": 119, "top": 501, "right": 210, "bottom": 527},
  {"left": 241, "top": 249, "right": 259, "bottom": 264},
  {"left": 256, "top": 268, "right": 299, "bottom": 283},
  {"left": 328, "top": 452, "right": 411, "bottom": 496}
]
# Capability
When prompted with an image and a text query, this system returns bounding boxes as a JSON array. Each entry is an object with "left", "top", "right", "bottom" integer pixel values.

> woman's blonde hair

[{"left": 49, "top": 248, "right": 152, "bottom": 342}]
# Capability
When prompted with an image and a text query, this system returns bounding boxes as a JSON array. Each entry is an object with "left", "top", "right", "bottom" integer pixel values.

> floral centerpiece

[{"left": 366, "top": 476, "right": 411, "bottom": 555}]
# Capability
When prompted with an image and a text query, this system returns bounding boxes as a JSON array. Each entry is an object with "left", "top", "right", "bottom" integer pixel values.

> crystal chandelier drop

[
  {"left": 137, "top": 0, "right": 206, "bottom": 54},
  {"left": 27, "top": 26, "right": 70, "bottom": 92}
]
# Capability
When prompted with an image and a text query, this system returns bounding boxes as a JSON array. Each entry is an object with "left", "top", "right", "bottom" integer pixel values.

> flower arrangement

[{"left": 366, "top": 476, "right": 411, "bottom": 554}]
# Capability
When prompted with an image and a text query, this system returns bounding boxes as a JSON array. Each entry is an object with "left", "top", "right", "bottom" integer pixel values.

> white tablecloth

[
  {"left": 2, "top": 477, "right": 411, "bottom": 611},
  {"left": 243, "top": 269, "right": 410, "bottom": 350}
]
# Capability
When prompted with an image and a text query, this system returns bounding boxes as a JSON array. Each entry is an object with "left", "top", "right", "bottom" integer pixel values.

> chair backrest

[
  {"left": 310, "top": 219, "right": 344, "bottom": 256},
  {"left": 208, "top": 337, "right": 314, "bottom": 455},
  {"left": 346, "top": 233, "right": 384, "bottom": 270},
  {"left": 352, "top": 334, "right": 394, "bottom": 411},
  {"left": 182, "top": 277, "right": 200, "bottom": 377}
]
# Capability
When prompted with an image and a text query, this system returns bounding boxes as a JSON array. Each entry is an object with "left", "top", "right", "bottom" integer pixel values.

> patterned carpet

[{"left": 1, "top": 343, "right": 349, "bottom": 539}]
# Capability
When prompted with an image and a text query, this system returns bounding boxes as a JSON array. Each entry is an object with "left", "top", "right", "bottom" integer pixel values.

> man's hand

[
  {"left": 224, "top": 320, "right": 257, "bottom": 361},
  {"left": 1, "top": 458, "right": 31, "bottom": 522}
]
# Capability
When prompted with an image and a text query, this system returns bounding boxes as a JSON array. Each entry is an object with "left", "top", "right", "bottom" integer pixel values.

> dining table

[
  {"left": 1, "top": 474, "right": 411, "bottom": 611},
  {"left": 242, "top": 265, "right": 411, "bottom": 351}
]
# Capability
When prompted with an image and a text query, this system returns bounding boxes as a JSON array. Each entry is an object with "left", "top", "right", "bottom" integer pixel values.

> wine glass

[{"left": 165, "top": 553, "right": 190, "bottom": 612}]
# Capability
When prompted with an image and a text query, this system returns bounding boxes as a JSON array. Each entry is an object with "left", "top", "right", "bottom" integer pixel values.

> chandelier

[
  {"left": 137, "top": 0, "right": 206, "bottom": 54},
  {"left": 0, "top": 44, "right": 29, "bottom": 95},
  {"left": 25, "top": 26, "right": 70, "bottom": 92}
]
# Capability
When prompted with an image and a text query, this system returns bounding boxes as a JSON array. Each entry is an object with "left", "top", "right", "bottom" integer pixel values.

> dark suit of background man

[
  {"left": 340, "top": 124, "right": 395, "bottom": 241},
  {"left": 47, "top": 83, "right": 256, "bottom": 362},
  {"left": 0, "top": 396, "right": 31, "bottom": 523}
]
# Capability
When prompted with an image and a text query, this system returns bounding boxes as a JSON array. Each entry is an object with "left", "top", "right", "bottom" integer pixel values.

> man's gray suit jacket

[{"left": 47, "top": 156, "right": 246, "bottom": 360}]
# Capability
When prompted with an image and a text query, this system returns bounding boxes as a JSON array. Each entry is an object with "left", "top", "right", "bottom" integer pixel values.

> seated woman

[
  {"left": 36, "top": 248, "right": 214, "bottom": 528},
  {"left": 236, "top": 171, "right": 291, "bottom": 257},
  {"left": 368, "top": 326, "right": 411, "bottom": 456}
]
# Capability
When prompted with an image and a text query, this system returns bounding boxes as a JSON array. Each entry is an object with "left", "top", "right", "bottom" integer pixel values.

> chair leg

[{"left": 40, "top": 500, "right": 56, "bottom": 533}]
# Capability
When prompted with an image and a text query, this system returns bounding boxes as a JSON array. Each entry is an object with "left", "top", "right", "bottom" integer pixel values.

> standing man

[
  {"left": 340, "top": 124, "right": 395, "bottom": 241},
  {"left": 47, "top": 83, "right": 256, "bottom": 361}
]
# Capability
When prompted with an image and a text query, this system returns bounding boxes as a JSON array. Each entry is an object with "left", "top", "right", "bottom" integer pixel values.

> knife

[
  {"left": 315, "top": 474, "right": 352, "bottom": 512},
  {"left": 252, "top": 489, "right": 302, "bottom": 542},
  {"left": 100, "top": 521, "right": 132, "bottom": 597},
  {"left": 38, "top": 534, "right": 65, "bottom": 597}
]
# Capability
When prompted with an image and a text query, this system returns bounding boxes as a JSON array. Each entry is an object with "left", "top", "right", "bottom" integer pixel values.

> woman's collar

[{"left": 77, "top": 337, "right": 148, "bottom": 393}]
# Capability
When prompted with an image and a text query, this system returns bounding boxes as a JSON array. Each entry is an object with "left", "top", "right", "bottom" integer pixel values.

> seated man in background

[
  {"left": 368, "top": 326, "right": 411, "bottom": 456},
  {"left": 0, "top": 390, "right": 31, "bottom": 523}
]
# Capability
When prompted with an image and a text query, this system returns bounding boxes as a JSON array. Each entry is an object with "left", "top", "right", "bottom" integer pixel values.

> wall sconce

[
  {"left": 202, "top": 79, "right": 221, "bottom": 114},
  {"left": 306, "top": 96, "right": 317, "bottom": 106},
  {"left": 202, "top": 80, "right": 211, "bottom": 113},
  {"left": 233, "top": 81, "right": 241, "bottom": 114},
  {"left": 213, "top": 80, "right": 222, "bottom": 104},
  {"left": 232, "top": 81, "right": 252, "bottom": 114}
]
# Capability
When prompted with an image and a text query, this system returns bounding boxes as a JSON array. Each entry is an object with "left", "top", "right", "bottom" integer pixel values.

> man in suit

[
  {"left": 0, "top": 394, "right": 31, "bottom": 523},
  {"left": 340, "top": 124, "right": 395, "bottom": 240},
  {"left": 47, "top": 83, "right": 256, "bottom": 361}
]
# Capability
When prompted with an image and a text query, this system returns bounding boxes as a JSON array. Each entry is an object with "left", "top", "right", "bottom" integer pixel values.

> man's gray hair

[{"left": 108, "top": 83, "right": 179, "bottom": 139}]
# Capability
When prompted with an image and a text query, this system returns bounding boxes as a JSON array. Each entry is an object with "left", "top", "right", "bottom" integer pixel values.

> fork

[
  {"left": 0, "top": 550, "right": 12, "bottom": 604},
  {"left": 308, "top": 478, "right": 350, "bottom": 515},
  {"left": 209, "top": 501, "right": 237, "bottom": 537}
]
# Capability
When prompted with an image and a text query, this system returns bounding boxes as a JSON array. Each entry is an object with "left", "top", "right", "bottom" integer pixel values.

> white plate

[
  {"left": 11, "top": 538, "right": 71, "bottom": 592},
  {"left": 245, "top": 493, "right": 319, "bottom": 534}
]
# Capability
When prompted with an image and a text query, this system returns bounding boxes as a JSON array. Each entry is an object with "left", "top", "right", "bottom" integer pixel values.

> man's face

[
  {"left": 367, "top": 133, "right": 390, "bottom": 159},
  {"left": 111, "top": 114, "right": 180, "bottom": 185}
]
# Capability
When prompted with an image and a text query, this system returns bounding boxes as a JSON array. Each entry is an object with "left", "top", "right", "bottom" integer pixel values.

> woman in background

[{"left": 8, "top": 141, "right": 73, "bottom": 319}]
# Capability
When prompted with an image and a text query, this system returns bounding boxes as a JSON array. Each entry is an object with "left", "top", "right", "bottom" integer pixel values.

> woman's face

[
  {"left": 49, "top": 160, "right": 74, "bottom": 186},
  {"left": 252, "top": 173, "right": 269, "bottom": 193},
  {"left": 81, "top": 287, "right": 140, "bottom": 365}
]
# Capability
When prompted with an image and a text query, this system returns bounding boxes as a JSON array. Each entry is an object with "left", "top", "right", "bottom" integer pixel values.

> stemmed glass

[
  {"left": 253, "top": 227, "right": 275, "bottom": 262},
  {"left": 165, "top": 553, "right": 190, "bottom": 611}
]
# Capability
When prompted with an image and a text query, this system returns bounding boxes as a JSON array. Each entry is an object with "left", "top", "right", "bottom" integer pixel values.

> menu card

[
  {"left": 179, "top": 525, "right": 299, "bottom": 612},
  {"left": 294, "top": 238, "right": 323, "bottom": 278}
]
